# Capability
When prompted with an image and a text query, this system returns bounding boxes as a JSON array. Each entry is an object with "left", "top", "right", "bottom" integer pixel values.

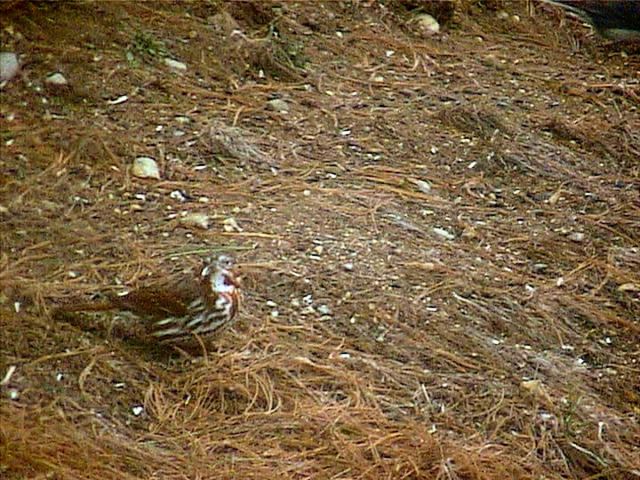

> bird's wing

[{"left": 110, "top": 278, "right": 201, "bottom": 318}]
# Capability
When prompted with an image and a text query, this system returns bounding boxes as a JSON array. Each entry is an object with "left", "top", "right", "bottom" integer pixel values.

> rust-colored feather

[{"left": 53, "top": 255, "right": 242, "bottom": 344}]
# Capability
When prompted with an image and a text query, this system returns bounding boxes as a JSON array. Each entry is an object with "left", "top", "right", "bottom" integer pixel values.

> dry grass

[{"left": 1, "top": 1, "right": 639, "bottom": 479}]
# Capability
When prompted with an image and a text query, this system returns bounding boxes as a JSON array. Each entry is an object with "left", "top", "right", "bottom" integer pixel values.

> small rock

[
  {"left": 568, "top": 232, "right": 585, "bottom": 242},
  {"left": 266, "top": 98, "right": 290, "bottom": 113},
  {"left": 131, "top": 405, "right": 144, "bottom": 416},
  {"left": 223, "top": 217, "right": 242, "bottom": 232},
  {"left": 414, "top": 179, "right": 431, "bottom": 194},
  {"left": 532, "top": 263, "right": 548, "bottom": 273},
  {"left": 0, "top": 52, "right": 19, "bottom": 83},
  {"left": 266, "top": 300, "right": 278, "bottom": 307},
  {"left": 132, "top": 157, "right": 160, "bottom": 179},
  {"left": 432, "top": 227, "right": 455, "bottom": 240},
  {"left": 343, "top": 262, "right": 354, "bottom": 271},
  {"left": 180, "top": 212, "right": 210, "bottom": 230},
  {"left": 45, "top": 72, "right": 68, "bottom": 86},
  {"left": 164, "top": 58, "right": 187, "bottom": 71},
  {"left": 170, "top": 190, "right": 187, "bottom": 202},
  {"left": 317, "top": 304, "right": 331, "bottom": 315},
  {"left": 414, "top": 13, "right": 440, "bottom": 35}
]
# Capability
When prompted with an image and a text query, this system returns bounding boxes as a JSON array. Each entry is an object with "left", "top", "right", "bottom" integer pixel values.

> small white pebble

[
  {"left": 432, "top": 227, "right": 455, "bottom": 240},
  {"left": 132, "top": 156, "right": 160, "bottom": 179},
  {"left": 569, "top": 232, "right": 585, "bottom": 242},
  {"left": 317, "top": 304, "right": 331, "bottom": 315},
  {"left": 343, "top": 262, "right": 354, "bottom": 271},
  {"left": 131, "top": 405, "right": 144, "bottom": 416},
  {"left": 223, "top": 217, "right": 242, "bottom": 232},
  {"left": 266, "top": 300, "right": 278, "bottom": 308},
  {"left": 180, "top": 213, "right": 210, "bottom": 230}
]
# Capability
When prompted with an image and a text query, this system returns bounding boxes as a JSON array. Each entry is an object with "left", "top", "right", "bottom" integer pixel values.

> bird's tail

[{"left": 52, "top": 299, "right": 115, "bottom": 316}]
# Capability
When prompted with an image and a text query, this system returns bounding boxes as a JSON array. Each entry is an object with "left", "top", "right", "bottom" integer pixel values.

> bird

[
  {"left": 542, "top": 1, "right": 640, "bottom": 41},
  {"left": 53, "top": 255, "right": 242, "bottom": 345}
]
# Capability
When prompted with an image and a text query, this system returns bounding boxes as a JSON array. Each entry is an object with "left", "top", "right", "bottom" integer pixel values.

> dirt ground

[{"left": 1, "top": 1, "right": 639, "bottom": 479}]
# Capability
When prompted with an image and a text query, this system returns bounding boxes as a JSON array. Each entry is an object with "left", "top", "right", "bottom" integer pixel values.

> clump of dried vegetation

[{"left": 1, "top": 1, "right": 638, "bottom": 479}]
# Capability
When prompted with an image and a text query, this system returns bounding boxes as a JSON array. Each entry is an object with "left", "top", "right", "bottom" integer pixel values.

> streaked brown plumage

[{"left": 54, "top": 255, "right": 241, "bottom": 344}]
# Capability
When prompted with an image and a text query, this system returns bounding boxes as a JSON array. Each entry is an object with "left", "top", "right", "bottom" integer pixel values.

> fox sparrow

[{"left": 54, "top": 255, "right": 242, "bottom": 343}]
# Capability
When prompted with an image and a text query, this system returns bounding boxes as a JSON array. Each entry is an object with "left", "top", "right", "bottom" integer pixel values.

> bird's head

[{"left": 201, "top": 254, "right": 239, "bottom": 293}]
